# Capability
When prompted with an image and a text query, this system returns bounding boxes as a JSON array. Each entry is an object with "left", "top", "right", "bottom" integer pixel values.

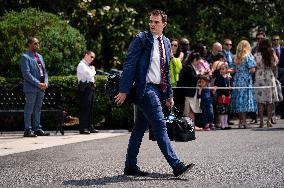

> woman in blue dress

[{"left": 231, "top": 40, "right": 257, "bottom": 128}]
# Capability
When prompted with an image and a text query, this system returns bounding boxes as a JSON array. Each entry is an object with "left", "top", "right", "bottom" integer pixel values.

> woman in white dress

[{"left": 254, "top": 39, "right": 278, "bottom": 128}]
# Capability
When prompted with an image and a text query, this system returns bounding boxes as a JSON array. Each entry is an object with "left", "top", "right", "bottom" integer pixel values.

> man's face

[
  {"left": 149, "top": 14, "right": 166, "bottom": 36},
  {"left": 85, "top": 52, "right": 95, "bottom": 64},
  {"left": 29, "top": 38, "right": 40, "bottom": 52},
  {"left": 223, "top": 40, "right": 232, "bottom": 51},
  {"left": 213, "top": 45, "right": 222, "bottom": 55},
  {"left": 272, "top": 35, "right": 280, "bottom": 46}
]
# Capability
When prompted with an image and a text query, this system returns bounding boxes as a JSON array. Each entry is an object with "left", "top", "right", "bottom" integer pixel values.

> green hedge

[
  {"left": 0, "top": 75, "right": 134, "bottom": 130},
  {"left": 0, "top": 8, "right": 86, "bottom": 77}
]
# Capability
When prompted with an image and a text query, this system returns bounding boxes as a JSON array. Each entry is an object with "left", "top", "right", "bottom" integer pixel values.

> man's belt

[{"left": 78, "top": 81, "right": 96, "bottom": 90}]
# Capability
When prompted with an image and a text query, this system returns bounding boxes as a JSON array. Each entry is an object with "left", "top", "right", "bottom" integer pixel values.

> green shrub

[{"left": 0, "top": 8, "right": 86, "bottom": 77}]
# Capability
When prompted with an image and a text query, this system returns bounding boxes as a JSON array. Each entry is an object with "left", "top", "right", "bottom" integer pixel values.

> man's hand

[
  {"left": 38, "top": 83, "right": 48, "bottom": 90},
  {"left": 114, "top": 93, "right": 127, "bottom": 105},
  {"left": 165, "top": 98, "right": 174, "bottom": 109}
]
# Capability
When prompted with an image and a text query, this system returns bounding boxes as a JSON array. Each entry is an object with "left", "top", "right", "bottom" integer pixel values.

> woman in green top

[{"left": 170, "top": 39, "right": 183, "bottom": 87}]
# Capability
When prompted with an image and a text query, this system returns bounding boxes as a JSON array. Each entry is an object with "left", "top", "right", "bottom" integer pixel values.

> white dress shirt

[
  {"left": 76, "top": 59, "right": 96, "bottom": 83},
  {"left": 146, "top": 34, "right": 166, "bottom": 84}
]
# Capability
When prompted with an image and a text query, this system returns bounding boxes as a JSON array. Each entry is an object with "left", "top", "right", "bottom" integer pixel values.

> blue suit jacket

[
  {"left": 277, "top": 46, "right": 284, "bottom": 83},
  {"left": 119, "top": 31, "right": 173, "bottom": 100},
  {"left": 20, "top": 51, "right": 48, "bottom": 93}
]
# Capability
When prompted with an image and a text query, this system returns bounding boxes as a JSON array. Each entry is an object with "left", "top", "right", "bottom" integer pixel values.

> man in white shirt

[
  {"left": 115, "top": 10, "right": 194, "bottom": 177},
  {"left": 77, "top": 51, "right": 98, "bottom": 134}
]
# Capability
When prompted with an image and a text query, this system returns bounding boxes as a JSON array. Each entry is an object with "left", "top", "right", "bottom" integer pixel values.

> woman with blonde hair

[{"left": 230, "top": 40, "right": 257, "bottom": 128}]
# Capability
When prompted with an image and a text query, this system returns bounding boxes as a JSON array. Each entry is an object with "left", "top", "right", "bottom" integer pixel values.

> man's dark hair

[
  {"left": 272, "top": 32, "right": 280, "bottom": 38},
  {"left": 188, "top": 52, "right": 201, "bottom": 64},
  {"left": 192, "top": 43, "right": 206, "bottom": 57},
  {"left": 150, "top": 9, "right": 167, "bottom": 23},
  {"left": 84, "top": 50, "right": 94, "bottom": 56},
  {"left": 26, "top": 36, "right": 36, "bottom": 46}
]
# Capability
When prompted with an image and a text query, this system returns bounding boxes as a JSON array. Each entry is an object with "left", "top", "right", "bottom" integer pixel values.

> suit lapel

[
  {"left": 28, "top": 51, "right": 40, "bottom": 73},
  {"left": 162, "top": 36, "right": 170, "bottom": 65}
]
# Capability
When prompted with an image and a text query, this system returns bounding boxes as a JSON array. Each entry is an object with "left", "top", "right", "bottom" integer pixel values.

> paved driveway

[{"left": 0, "top": 123, "right": 283, "bottom": 187}]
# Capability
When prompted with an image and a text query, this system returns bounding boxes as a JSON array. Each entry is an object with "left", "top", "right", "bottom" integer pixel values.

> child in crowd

[
  {"left": 197, "top": 75, "right": 215, "bottom": 131},
  {"left": 214, "top": 63, "right": 232, "bottom": 130}
]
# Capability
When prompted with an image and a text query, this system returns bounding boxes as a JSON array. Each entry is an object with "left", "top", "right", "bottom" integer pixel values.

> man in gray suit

[{"left": 20, "top": 37, "right": 50, "bottom": 137}]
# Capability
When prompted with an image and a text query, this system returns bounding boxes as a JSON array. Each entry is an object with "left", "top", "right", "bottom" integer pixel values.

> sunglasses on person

[
  {"left": 171, "top": 43, "right": 178, "bottom": 47},
  {"left": 225, "top": 43, "right": 232, "bottom": 46},
  {"left": 256, "top": 37, "right": 264, "bottom": 41},
  {"left": 273, "top": 38, "right": 280, "bottom": 41}
]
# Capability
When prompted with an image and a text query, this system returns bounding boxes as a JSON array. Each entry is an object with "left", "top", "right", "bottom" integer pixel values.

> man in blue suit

[
  {"left": 272, "top": 33, "right": 284, "bottom": 119},
  {"left": 20, "top": 37, "right": 50, "bottom": 137},
  {"left": 222, "top": 38, "right": 234, "bottom": 68},
  {"left": 115, "top": 10, "right": 194, "bottom": 177}
]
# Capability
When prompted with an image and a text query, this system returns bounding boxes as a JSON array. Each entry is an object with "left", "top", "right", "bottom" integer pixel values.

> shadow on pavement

[
  {"left": 251, "top": 128, "right": 284, "bottom": 131},
  {"left": 63, "top": 173, "right": 188, "bottom": 186}
]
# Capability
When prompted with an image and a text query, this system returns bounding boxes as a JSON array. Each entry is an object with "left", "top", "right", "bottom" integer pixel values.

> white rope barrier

[{"left": 172, "top": 86, "right": 281, "bottom": 89}]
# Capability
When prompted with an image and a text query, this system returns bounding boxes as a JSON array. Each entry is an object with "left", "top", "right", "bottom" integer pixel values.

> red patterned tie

[
  {"left": 34, "top": 53, "right": 45, "bottom": 83},
  {"left": 157, "top": 37, "right": 167, "bottom": 93}
]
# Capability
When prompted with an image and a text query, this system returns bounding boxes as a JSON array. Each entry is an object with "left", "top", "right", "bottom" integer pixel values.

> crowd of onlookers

[{"left": 169, "top": 31, "right": 284, "bottom": 130}]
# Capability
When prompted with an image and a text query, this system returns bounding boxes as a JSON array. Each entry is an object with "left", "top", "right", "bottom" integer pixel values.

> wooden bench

[{"left": 0, "top": 83, "right": 64, "bottom": 135}]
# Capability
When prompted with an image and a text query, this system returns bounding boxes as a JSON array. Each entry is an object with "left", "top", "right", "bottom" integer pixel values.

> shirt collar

[
  {"left": 152, "top": 33, "right": 163, "bottom": 40},
  {"left": 82, "top": 59, "right": 90, "bottom": 66},
  {"left": 31, "top": 51, "right": 37, "bottom": 57}
]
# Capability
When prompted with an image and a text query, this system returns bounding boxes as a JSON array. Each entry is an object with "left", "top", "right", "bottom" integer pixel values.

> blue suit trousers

[
  {"left": 24, "top": 91, "right": 45, "bottom": 132},
  {"left": 125, "top": 84, "right": 181, "bottom": 169}
]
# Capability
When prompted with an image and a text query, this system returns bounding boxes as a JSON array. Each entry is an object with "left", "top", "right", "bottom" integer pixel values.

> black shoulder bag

[{"left": 149, "top": 107, "right": 196, "bottom": 142}]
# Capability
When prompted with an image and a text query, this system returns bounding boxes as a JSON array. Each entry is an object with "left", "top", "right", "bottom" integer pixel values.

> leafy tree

[
  {"left": 67, "top": 0, "right": 141, "bottom": 70},
  {"left": 0, "top": 8, "right": 86, "bottom": 77},
  {"left": 1, "top": 0, "right": 284, "bottom": 71}
]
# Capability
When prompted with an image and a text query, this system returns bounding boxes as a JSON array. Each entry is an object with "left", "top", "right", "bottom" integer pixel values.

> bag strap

[{"left": 137, "top": 31, "right": 149, "bottom": 49}]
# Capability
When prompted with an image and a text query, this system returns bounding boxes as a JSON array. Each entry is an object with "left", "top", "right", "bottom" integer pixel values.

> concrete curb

[{"left": 0, "top": 130, "right": 129, "bottom": 156}]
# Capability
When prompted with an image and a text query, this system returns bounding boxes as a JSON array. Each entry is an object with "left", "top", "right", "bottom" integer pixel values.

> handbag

[
  {"left": 217, "top": 95, "right": 231, "bottom": 104},
  {"left": 275, "top": 79, "right": 283, "bottom": 102},
  {"left": 105, "top": 73, "right": 135, "bottom": 105},
  {"left": 149, "top": 107, "right": 196, "bottom": 142}
]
